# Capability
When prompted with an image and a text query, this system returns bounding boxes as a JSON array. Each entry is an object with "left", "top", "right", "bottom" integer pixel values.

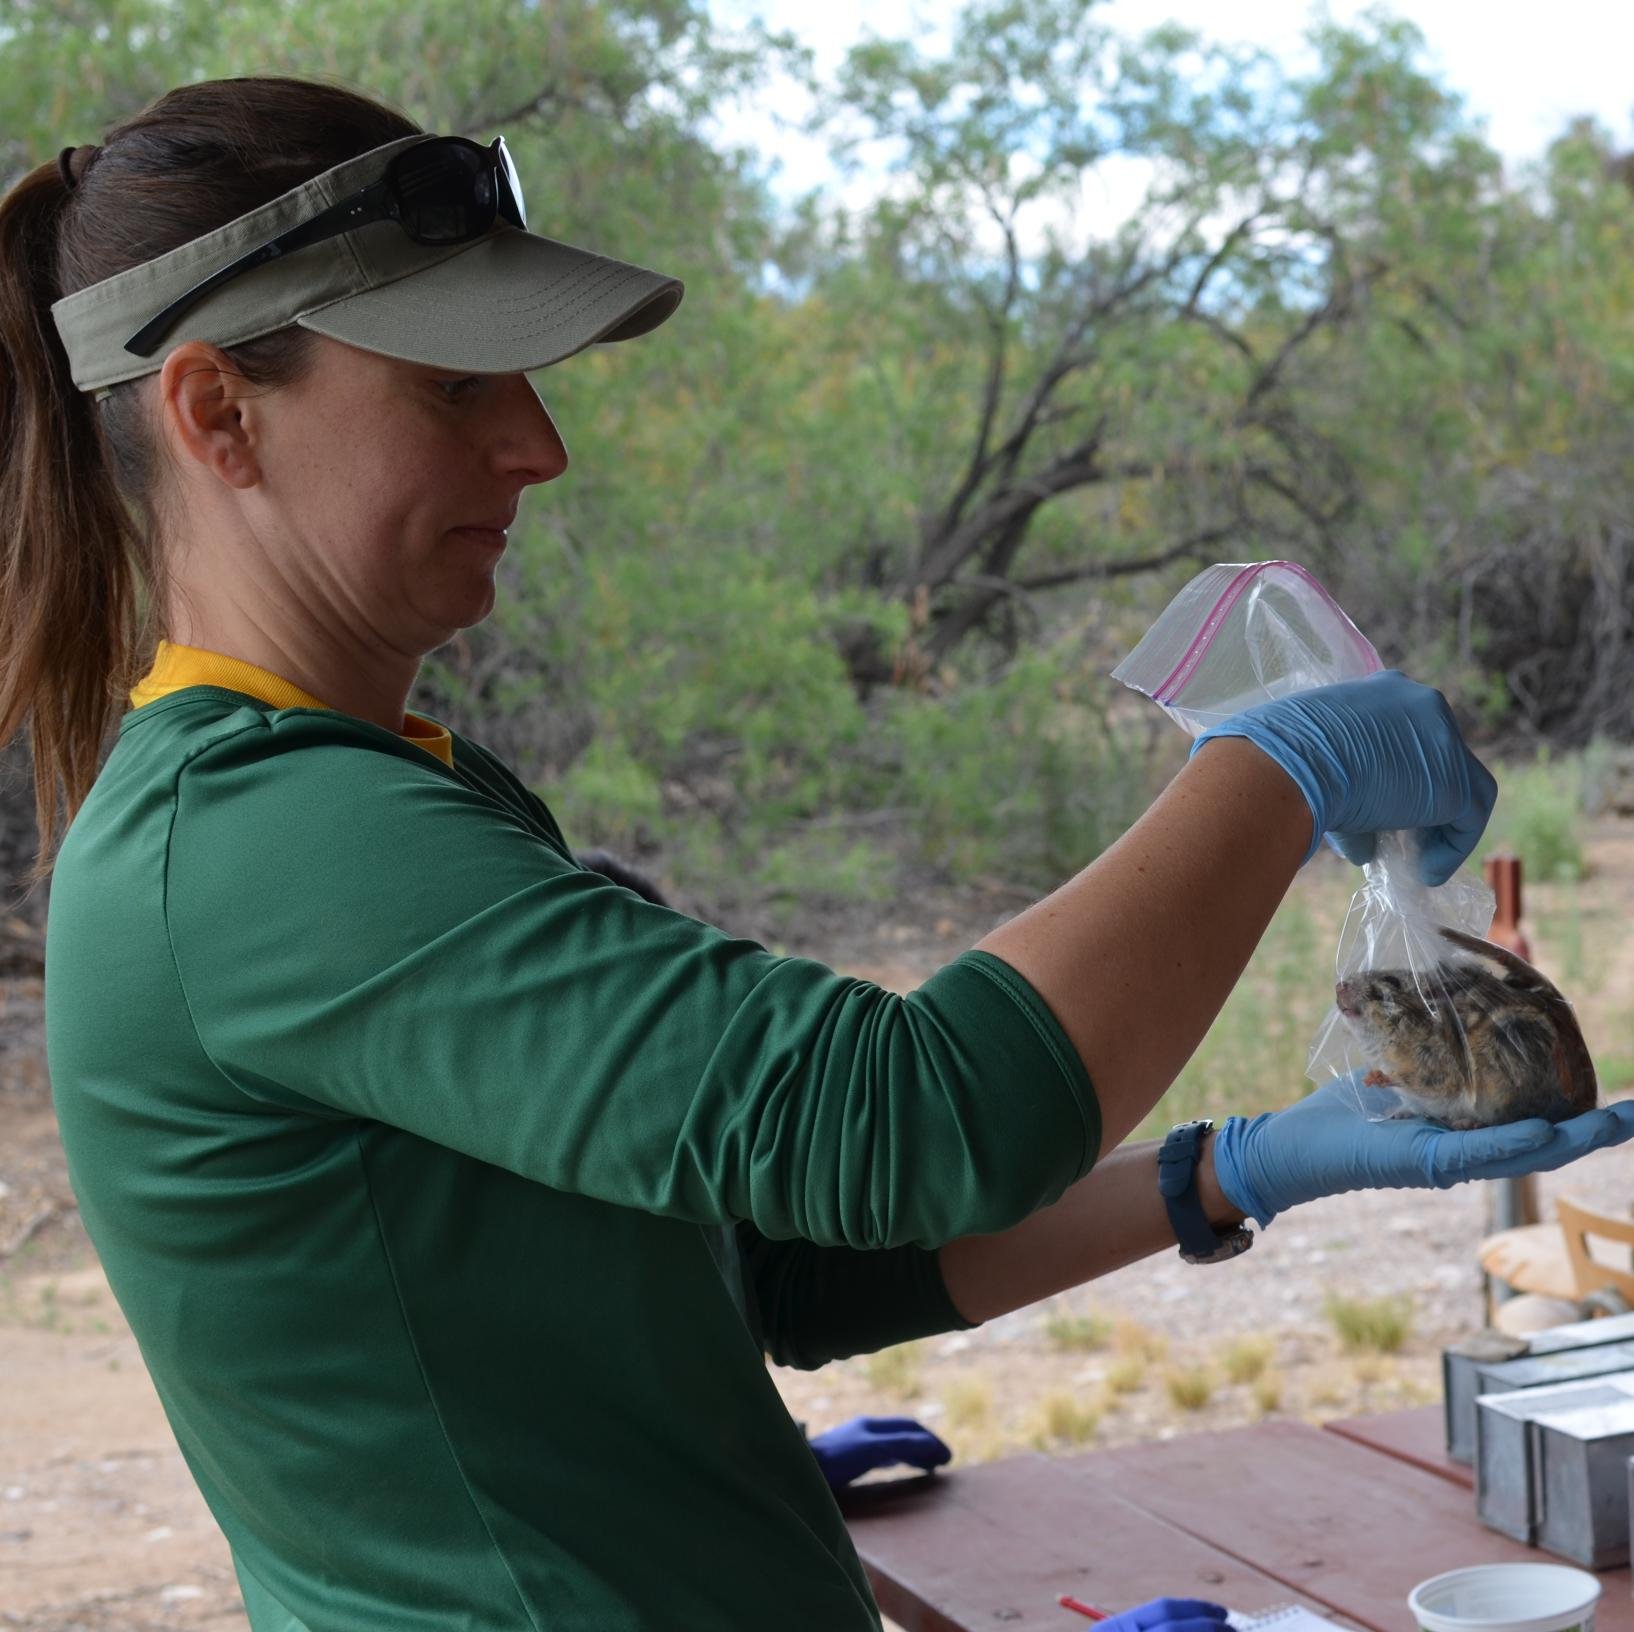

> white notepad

[{"left": 1227, "top": 1608, "right": 1353, "bottom": 1632}]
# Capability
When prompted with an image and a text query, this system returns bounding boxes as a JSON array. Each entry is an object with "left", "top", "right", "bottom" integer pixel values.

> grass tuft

[
  {"left": 1222, "top": 1335, "right": 1274, "bottom": 1385},
  {"left": 941, "top": 1374, "right": 993, "bottom": 1431},
  {"left": 1030, "top": 1391, "right": 1101, "bottom": 1447},
  {"left": 1112, "top": 1318, "right": 1168, "bottom": 1363},
  {"left": 1043, "top": 1309, "right": 1114, "bottom": 1353},
  {"left": 1252, "top": 1370, "right": 1283, "bottom": 1415},
  {"left": 1324, "top": 1292, "right": 1413, "bottom": 1355},
  {"left": 1164, "top": 1365, "right": 1214, "bottom": 1412},
  {"left": 862, "top": 1340, "right": 924, "bottom": 1397},
  {"left": 1104, "top": 1355, "right": 1146, "bottom": 1396}
]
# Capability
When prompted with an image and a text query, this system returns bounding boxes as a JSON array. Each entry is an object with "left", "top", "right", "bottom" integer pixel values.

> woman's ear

[{"left": 157, "top": 341, "right": 263, "bottom": 491}]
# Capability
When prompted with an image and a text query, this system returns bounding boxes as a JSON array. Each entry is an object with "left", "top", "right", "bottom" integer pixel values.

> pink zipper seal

[{"left": 1153, "top": 560, "right": 1380, "bottom": 704}]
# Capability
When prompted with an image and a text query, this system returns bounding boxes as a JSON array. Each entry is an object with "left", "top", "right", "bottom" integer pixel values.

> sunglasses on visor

[{"left": 123, "top": 135, "right": 526, "bottom": 358}]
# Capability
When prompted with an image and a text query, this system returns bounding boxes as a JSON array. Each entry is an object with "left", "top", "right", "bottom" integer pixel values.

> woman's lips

[{"left": 450, "top": 526, "right": 508, "bottom": 547}]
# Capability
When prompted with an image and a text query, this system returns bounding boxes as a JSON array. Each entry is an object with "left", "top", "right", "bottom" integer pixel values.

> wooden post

[{"left": 1484, "top": 854, "right": 1530, "bottom": 961}]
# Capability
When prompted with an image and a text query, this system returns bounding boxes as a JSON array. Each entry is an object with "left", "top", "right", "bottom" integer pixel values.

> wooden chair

[
  {"left": 1478, "top": 1196, "right": 1634, "bottom": 1325},
  {"left": 1556, "top": 1196, "right": 1634, "bottom": 1312}
]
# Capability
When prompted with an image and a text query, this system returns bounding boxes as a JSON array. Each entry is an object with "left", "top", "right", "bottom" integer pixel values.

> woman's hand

[
  {"left": 1212, "top": 1076, "right": 1634, "bottom": 1227},
  {"left": 1191, "top": 670, "right": 1498, "bottom": 884}
]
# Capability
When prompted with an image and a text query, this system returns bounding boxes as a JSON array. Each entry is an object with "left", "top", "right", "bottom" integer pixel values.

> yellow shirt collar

[{"left": 128, "top": 640, "right": 454, "bottom": 769}]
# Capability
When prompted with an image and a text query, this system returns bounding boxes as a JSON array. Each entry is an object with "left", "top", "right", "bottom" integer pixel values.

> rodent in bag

[
  {"left": 1113, "top": 560, "right": 1599, "bottom": 1129},
  {"left": 1333, "top": 922, "right": 1597, "bottom": 1130},
  {"left": 1304, "top": 822, "right": 1600, "bottom": 1130}
]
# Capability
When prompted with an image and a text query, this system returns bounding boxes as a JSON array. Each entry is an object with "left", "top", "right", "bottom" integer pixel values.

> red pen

[{"left": 1059, "top": 1595, "right": 1111, "bottom": 1621}]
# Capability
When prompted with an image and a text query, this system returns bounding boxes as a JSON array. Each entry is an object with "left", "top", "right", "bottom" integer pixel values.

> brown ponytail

[{"left": 0, "top": 76, "right": 421, "bottom": 896}]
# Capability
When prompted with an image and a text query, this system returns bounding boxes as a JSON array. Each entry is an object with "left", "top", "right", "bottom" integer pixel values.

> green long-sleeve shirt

[{"left": 45, "top": 683, "right": 1101, "bottom": 1630}]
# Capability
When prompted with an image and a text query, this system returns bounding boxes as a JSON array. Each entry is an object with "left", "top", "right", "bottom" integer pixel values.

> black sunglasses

[{"left": 123, "top": 135, "right": 527, "bottom": 358}]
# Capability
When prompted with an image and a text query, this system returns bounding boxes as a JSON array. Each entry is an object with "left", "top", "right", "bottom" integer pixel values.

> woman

[{"left": 3, "top": 76, "right": 1629, "bottom": 1632}]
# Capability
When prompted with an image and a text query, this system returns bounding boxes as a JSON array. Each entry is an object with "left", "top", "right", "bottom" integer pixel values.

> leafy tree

[
  {"left": 10, "top": 0, "right": 1634, "bottom": 907},
  {"left": 782, "top": 0, "right": 1402, "bottom": 682}
]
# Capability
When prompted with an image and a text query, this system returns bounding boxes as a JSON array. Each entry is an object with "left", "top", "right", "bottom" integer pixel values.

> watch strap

[{"left": 1158, "top": 1119, "right": 1254, "bottom": 1266}]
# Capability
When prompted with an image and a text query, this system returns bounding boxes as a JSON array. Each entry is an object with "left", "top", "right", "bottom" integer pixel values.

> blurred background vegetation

[{"left": 5, "top": 0, "right": 1634, "bottom": 930}]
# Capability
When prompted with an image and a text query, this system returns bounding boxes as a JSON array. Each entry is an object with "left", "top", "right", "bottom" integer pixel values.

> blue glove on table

[
  {"left": 1089, "top": 1597, "right": 1228, "bottom": 1631},
  {"left": 1191, "top": 670, "right": 1498, "bottom": 884},
  {"left": 807, "top": 1415, "right": 952, "bottom": 1490},
  {"left": 1213, "top": 1077, "right": 1634, "bottom": 1228}
]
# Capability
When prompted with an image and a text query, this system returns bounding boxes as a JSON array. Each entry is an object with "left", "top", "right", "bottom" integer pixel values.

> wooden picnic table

[{"left": 844, "top": 1405, "right": 1634, "bottom": 1631}]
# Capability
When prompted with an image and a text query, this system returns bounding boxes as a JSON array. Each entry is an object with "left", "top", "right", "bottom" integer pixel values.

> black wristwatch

[{"left": 1157, "top": 1118, "right": 1255, "bottom": 1266}]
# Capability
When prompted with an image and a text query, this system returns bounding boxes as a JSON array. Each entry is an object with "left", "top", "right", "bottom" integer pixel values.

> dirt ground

[{"left": 4, "top": 825, "right": 1634, "bottom": 1629}]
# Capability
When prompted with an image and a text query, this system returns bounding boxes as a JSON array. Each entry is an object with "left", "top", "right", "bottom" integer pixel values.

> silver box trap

[
  {"left": 1475, "top": 1372, "right": 1634, "bottom": 1565},
  {"left": 1443, "top": 1314, "right": 1634, "bottom": 1464}
]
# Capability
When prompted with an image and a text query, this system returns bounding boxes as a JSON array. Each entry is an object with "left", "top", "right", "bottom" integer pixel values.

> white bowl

[{"left": 1408, "top": 1563, "right": 1601, "bottom": 1632}]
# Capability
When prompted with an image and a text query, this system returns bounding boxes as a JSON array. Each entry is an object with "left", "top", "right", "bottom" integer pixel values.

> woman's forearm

[
  {"left": 937, "top": 1130, "right": 1247, "bottom": 1323},
  {"left": 973, "top": 737, "right": 1308, "bottom": 1156}
]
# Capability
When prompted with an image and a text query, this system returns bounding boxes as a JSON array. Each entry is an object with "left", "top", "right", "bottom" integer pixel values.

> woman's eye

[{"left": 439, "top": 376, "right": 482, "bottom": 401}]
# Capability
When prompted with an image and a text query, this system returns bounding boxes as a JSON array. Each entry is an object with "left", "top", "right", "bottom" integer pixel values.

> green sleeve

[
  {"left": 735, "top": 1223, "right": 976, "bottom": 1371},
  {"left": 165, "top": 715, "right": 1101, "bottom": 1250}
]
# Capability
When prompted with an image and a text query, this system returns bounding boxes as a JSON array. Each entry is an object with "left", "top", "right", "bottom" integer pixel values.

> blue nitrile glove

[
  {"left": 1091, "top": 1598, "right": 1229, "bottom": 1631},
  {"left": 1213, "top": 1076, "right": 1634, "bottom": 1229},
  {"left": 807, "top": 1415, "right": 952, "bottom": 1490},
  {"left": 1190, "top": 670, "right": 1498, "bottom": 885}
]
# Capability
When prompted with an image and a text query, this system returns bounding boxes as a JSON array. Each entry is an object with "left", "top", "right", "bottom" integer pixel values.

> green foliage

[
  {"left": 554, "top": 740, "right": 665, "bottom": 852},
  {"left": 884, "top": 647, "right": 1155, "bottom": 886},
  {"left": 1594, "top": 1033, "right": 1634, "bottom": 1097},
  {"left": 1485, "top": 750, "right": 1587, "bottom": 884},
  {"left": 1577, "top": 737, "right": 1623, "bottom": 818},
  {"left": 14, "top": 0, "right": 1634, "bottom": 910}
]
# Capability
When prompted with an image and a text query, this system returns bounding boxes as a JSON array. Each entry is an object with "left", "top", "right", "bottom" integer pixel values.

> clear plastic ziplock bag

[
  {"left": 1110, "top": 559, "right": 1383, "bottom": 731},
  {"left": 1305, "top": 833, "right": 1596, "bottom": 1127},
  {"left": 1113, "top": 561, "right": 1598, "bottom": 1128}
]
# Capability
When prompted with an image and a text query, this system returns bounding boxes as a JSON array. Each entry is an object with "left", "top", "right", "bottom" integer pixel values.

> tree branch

[
  {"left": 1014, "top": 523, "right": 1238, "bottom": 591},
  {"left": 938, "top": 187, "right": 1025, "bottom": 540},
  {"left": 915, "top": 428, "right": 1108, "bottom": 590},
  {"left": 989, "top": 241, "right": 1190, "bottom": 491},
  {"left": 1179, "top": 210, "right": 1262, "bottom": 317},
  {"left": 1240, "top": 226, "right": 1356, "bottom": 412},
  {"left": 457, "top": 79, "right": 601, "bottom": 138}
]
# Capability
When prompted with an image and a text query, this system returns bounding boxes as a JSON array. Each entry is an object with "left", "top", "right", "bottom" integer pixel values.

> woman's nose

[{"left": 496, "top": 375, "right": 568, "bottom": 485}]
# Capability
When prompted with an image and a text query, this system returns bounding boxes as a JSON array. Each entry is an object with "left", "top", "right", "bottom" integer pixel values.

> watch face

[{"left": 1181, "top": 1227, "right": 1254, "bottom": 1266}]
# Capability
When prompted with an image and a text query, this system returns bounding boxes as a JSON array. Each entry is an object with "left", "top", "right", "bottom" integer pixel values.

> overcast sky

[{"left": 705, "top": 0, "right": 1634, "bottom": 212}]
